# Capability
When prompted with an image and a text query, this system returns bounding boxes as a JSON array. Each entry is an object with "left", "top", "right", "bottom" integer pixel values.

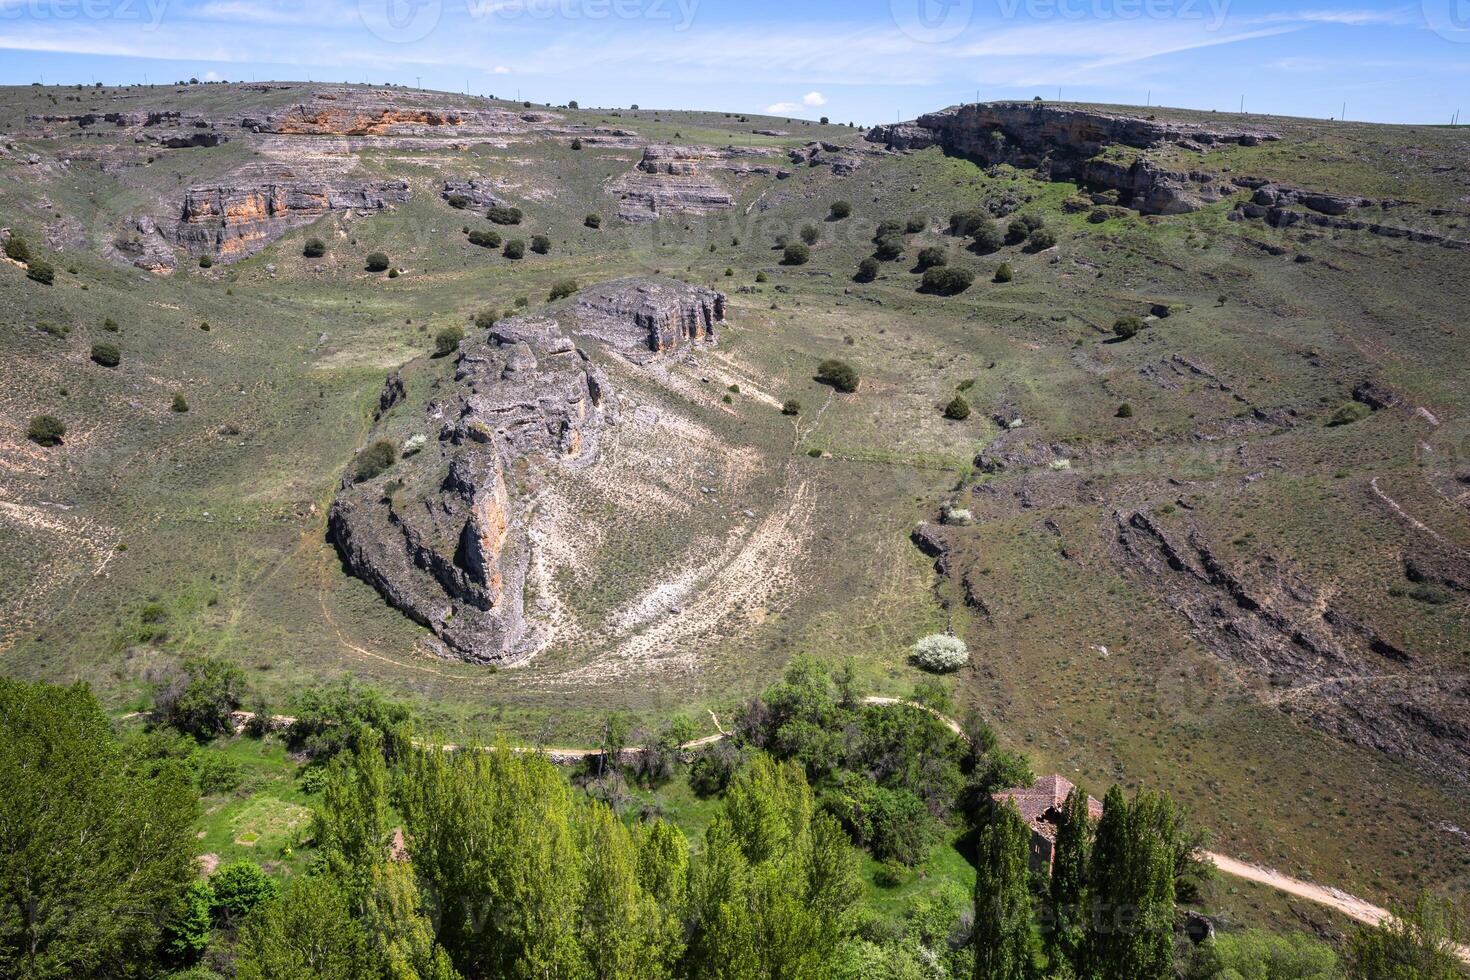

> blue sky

[{"left": 0, "top": 0, "right": 1466, "bottom": 124}]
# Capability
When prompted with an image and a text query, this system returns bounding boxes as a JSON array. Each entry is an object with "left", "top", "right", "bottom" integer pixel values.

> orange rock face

[{"left": 274, "top": 108, "right": 464, "bottom": 136}]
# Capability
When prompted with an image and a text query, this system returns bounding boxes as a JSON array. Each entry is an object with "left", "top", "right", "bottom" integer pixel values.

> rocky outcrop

[
  {"left": 608, "top": 145, "right": 736, "bottom": 222},
  {"left": 441, "top": 179, "right": 504, "bottom": 209},
  {"left": 105, "top": 215, "right": 177, "bottom": 273},
  {"left": 169, "top": 178, "right": 410, "bottom": 261},
  {"left": 330, "top": 279, "right": 726, "bottom": 664},
  {"left": 1112, "top": 510, "right": 1470, "bottom": 780},
  {"left": 572, "top": 277, "right": 725, "bottom": 356},
  {"left": 867, "top": 102, "right": 1277, "bottom": 215},
  {"left": 1229, "top": 195, "right": 1470, "bottom": 250}
]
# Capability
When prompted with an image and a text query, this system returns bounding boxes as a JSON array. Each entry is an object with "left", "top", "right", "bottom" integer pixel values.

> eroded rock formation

[
  {"left": 609, "top": 145, "right": 737, "bottom": 222},
  {"left": 169, "top": 177, "right": 410, "bottom": 261},
  {"left": 867, "top": 102, "right": 1278, "bottom": 215},
  {"left": 329, "top": 279, "right": 726, "bottom": 664}
]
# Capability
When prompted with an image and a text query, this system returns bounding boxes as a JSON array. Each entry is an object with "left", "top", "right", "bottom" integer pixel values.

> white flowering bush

[
  {"left": 402, "top": 433, "right": 427, "bottom": 457},
  {"left": 911, "top": 634, "right": 970, "bottom": 673},
  {"left": 941, "top": 506, "right": 974, "bottom": 526}
]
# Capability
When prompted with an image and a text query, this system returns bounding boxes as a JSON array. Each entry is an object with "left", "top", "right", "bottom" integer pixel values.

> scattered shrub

[
  {"left": 910, "top": 634, "right": 969, "bottom": 673},
  {"left": 300, "top": 235, "right": 327, "bottom": 258},
  {"left": 90, "top": 342, "right": 121, "bottom": 367},
  {"left": 916, "top": 246, "right": 947, "bottom": 270},
  {"left": 1026, "top": 228, "right": 1057, "bottom": 252},
  {"left": 27, "top": 258, "right": 55, "bottom": 284},
  {"left": 171, "top": 393, "right": 189, "bottom": 412},
  {"left": 782, "top": 242, "right": 811, "bottom": 265},
  {"left": 949, "top": 209, "right": 987, "bottom": 237},
  {"left": 874, "top": 219, "right": 904, "bottom": 241},
  {"left": 905, "top": 215, "right": 927, "bottom": 234},
  {"left": 1018, "top": 212, "right": 1045, "bottom": 231},
  {"left": 353, "top": 440, "right": 396, "bottom": 482},
  {"left": 781, "top": 399, "right": 801, "bottom": 416},
  {"left": 487, "top": 205, "right": 523, "bottom": 225},
  {"left": 1328, "top": 401, "right": 1371, "bottom": 427},
  {"left": 855, "top": 257, "right": 879, "bottom": 282},
  {"left": 434, "top": 325, "right": 465, "bottom": 356},
  {"left": 3, "top": 235, "right": 31, "bottom": 263},
  {"left": 799, "top": 223, "right": 821, "bottom": 246},
  {"left": 944, "top": 394, "right": 971, "bottom": 420},
  {"left": 530, "top": 234, "right": 551, "bottom": 255},
  {"left": 920, "top": 266, "right": 975, "bottom": 296},
  {"left": 873, "top": 237, "right": 904, "bottom": 262},
  {"left": 468, "top": 229, "right": 502, "bottom": 249},
  {"left": 26, "top": 414, "right": 65, "bottom": 446},
  {"left": 199, "top": 321, "right": 209, "bottom": 332},
  {"left": 37, "top": 321, "right": 69, "bottom": 339},
  {"left": 829, "top": 201, "right": 852, "bottom": 220},
  {"left": 548, "top": 278, "right": 578, "bottom": 301},
  {"left": 446, "top": 194, "right": 469, "bottom": 210},
  {"left": 993, "top": 262, "right": 1013, "bottom": 283},
  {"left": 474, "top": 309, "right": 497, "bottom": 329},
  {"left": 387, "top": 268, "right": 399, "bottom": 279},
  {"left": 1116, "top": 403, "right": 1134, "bottom": 418},
  {"left": 570, "top": 137, "right": 582, "bottom": 150},
  {"left": 198, "top": 255, "right": 213, "bottom": 268},
  {"left": 584, "top": 213, "right": 602, "bottom": 229},
  {"left": 103, "top": 317, "right": 119, "bottom": 332},
  {"left": 755, "top": 271, "right": 769, "bottom": 283},
  {"left": 1113, "top": 316, "right": 1143, "bottom": 340},
  {"left": 816, "top": 358, "right": 860, "bottom": 393},
  {"left": 365, "top": 252, "right": 390, "bottom": 272},
  {"left": 970, "top": 223, "right": 1004, "bottom": 254},
  {"left": 503, "top": 239, "right": 526, "bottom": 260}
]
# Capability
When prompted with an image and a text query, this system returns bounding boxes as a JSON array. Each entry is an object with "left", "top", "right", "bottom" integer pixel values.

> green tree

[
  {"left": 364, "top": 861, "right": 462, "bottom": 980},
  {"left": 303, "top": 237, "right": 327, "bottom": 257},
  {"left": 944, "top": 394, "right": 971, "bottom": 420},
  {"left": 783, "top": 242, "right": 811, "bottom": 265},
  {"left": 1347, "top": 891, "right": 1465, "bottom": 980},
  {"left": 973, "top": 801, "right": 1038, "bottom": 980},
  {"left": 1184, "top": 927, "right": 1340, "bottom": 979},
  {"left": 855, "top": 257, "right": 879, "bottom": 282},
  {"left": 313, "top": 729, "right": 392, "bottom": 906},
  {"left": 210, "top": 861, "right": 278, "bottom": 928},
  {"left": 398, "top": 741, "right": 587, "bottom": 978},
  {"left": 366, "top": 252, "right": 391, "bottom": 272},
  {"left": 829, "top": 201, "right": 852, "bottom": 220},
  {"left": 434, "top": 325, "right": 465, "bottom": 356},
  {"left": 235, "top": 873, "right": 369, "bottom": 980},
  {"left": 26, "top": 414, "right": 65, "bottom": 446},
  {"left": 155, "top": 656, "right": 248, "bottom": 740},
  {"left": 580, "top": 803, "right": 664, "bottom": 979},
  {"left": 0, "top": 679, "right": 199, "bottom": 979},
  {"left": 1047, "top": 787, "right": 1093, "bottom": 979},
  {"left": 162, "top": 878, "right": 216, "bottom": 966},
  {"left": 816, "top": 358, "right": 859, "bottom": 393},
  {"left": 1113, "top": 316, "right": 1143, "bottom": 340},
  {"left": 1085, "top": 787, "right": 1176, "bottom": 980}
]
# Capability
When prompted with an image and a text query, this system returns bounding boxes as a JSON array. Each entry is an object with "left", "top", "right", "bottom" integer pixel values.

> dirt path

[{"left": 1205, "top": 853, "right": 1470, "bottom": 964}]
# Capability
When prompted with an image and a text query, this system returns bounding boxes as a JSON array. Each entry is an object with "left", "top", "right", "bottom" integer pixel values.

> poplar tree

[
  {"left": 1085, "top": 786, "right": 1175, "bottom": 980},
  {"left": 1046, "top": 787, "right": 1092, "bottom": 978},
  {"left": 580, "top": 802, "right": 662, "bottom": 980},
  {"left": 972, "top": 801, "right": 1038, "bottom": 980},
  {"left": 235, "top": 874, "right": 369, "bottom": 980}
]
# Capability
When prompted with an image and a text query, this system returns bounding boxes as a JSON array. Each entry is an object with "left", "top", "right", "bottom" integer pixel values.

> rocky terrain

[
  {"left": 4, "top": 81, "right": 1469, "bottom": 907},
  {"left": 329, "top": 278, "right": 725, "bottom": 664}
]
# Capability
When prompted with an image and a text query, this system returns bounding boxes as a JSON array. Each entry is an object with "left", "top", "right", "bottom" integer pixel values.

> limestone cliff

[
  {"left": 867, "top": 102, "right": 1279, "bottom": 215},
  {"left": 329, "top": 279, "right": 725, "bottom": 664}
]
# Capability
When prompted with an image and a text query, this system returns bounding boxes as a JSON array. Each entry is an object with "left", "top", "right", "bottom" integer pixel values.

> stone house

[{"left": 991, "top": 775, "right": 1103, "bottom": 874}]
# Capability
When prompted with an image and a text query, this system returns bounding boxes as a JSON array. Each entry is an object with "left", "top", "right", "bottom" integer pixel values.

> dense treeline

[{"left": 2, "top": 667, "right": 1466, "bottom": 979}]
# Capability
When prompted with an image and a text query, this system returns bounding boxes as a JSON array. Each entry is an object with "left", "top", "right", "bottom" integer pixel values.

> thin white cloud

[
  {"left": 765, "top": 102, "right": 800, "bottom": 114},
  {"left": 493, "top": 65, "right": 511, "bottom": 74},
  {"left": 802, "top": 91, "right": 827, "bottom": 106}
]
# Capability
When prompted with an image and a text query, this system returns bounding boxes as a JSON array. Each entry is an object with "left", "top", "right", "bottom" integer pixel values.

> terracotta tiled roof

[{"left": 992, "top": 775, "right": 1103, "bottom": 842}]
